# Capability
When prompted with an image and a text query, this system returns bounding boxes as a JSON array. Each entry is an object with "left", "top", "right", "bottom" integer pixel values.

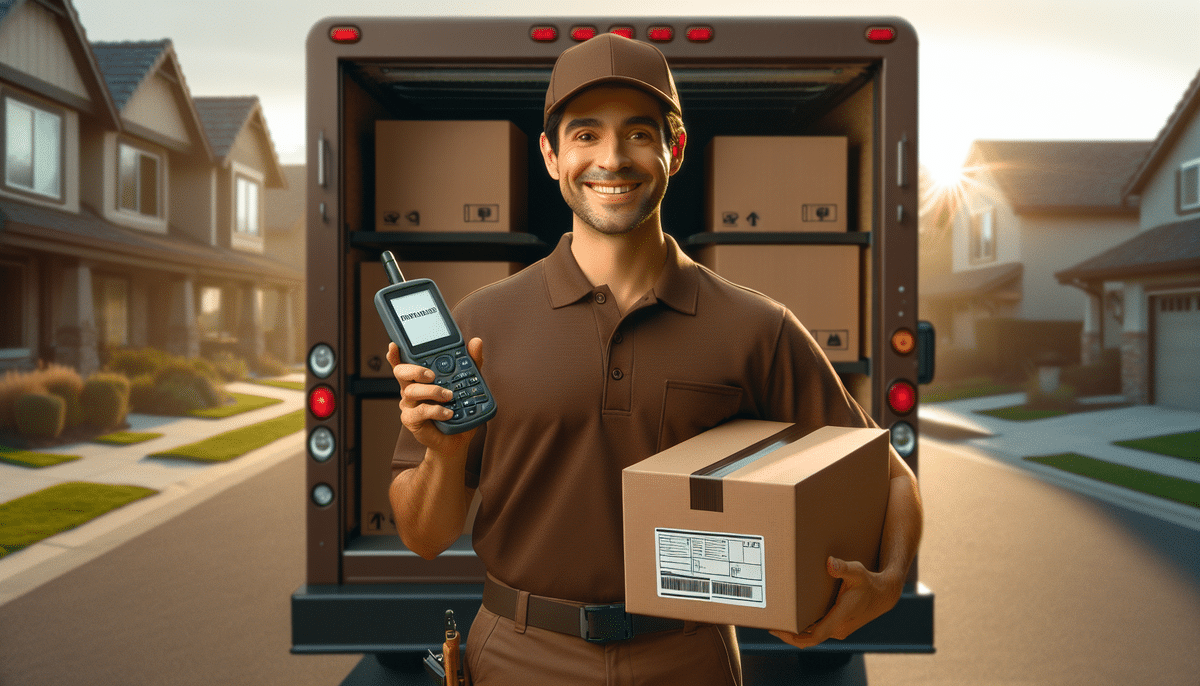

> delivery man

[{"left": 388, "top": 33, "right": 923, "bottom": 686}]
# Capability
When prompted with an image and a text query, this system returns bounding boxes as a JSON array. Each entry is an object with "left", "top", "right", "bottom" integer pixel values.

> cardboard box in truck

[
  {"left": 376, "top": 120, "right": 528, "bottom": 232},
  {"left": 697, "top": 244, "right": 860, "bottom": 362},
  {"left": 622, "top": 420, "right": 890, "bottom": 633},
  {"left": 706, "top": 136, "right": 847, "bottom": 232}
]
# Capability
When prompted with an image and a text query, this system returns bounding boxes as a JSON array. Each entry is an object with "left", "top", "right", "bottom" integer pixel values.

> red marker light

[
  {"left": 329, "top": 26, "right": 361, "bottom": 44},
  {"left": 887, "top": 381, "right": 916, "bottom": 415},
  {"left": 647, "top": 26, "right": 674, "bottom": 42},
  {"left": 891, "top": 328, "right": 916, "bottom": 355},
  {"left": 609, "top": 26, "right": 635, "bottom": 39},
  {"left": 686, "top": 26, "right": 714, "bottom": 42},
  {"left": 309, "top": 385, "right": 336, "bottom": 419},
  {"left": 571, "top": 26, "right": 597, "bottom": 41},
  {"left": 531, "top": 26, "right": 558, "bottom": 42},
  {"left": 865, "top": 26, "right": 897, "bottom": 43}
]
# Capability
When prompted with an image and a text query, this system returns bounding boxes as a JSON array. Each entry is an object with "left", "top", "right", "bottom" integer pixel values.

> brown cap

[{"left": 544, "top": 33, "right": 681, "bottom": 129}]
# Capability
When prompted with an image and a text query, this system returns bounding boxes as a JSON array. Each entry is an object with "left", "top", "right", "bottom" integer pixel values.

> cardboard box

[
  {"left": 623, "top": 420, "right": 890, "bottom": 633},
  {"left": 360, "top": 398, "right": 481, "bottom": 537},
  {"left": 359, "top": 260, "right": 519, "bottom": 378},
  {"left": 706, "top": 136, "right": 847, "bottom": 232},
  {"left": 697, "top": 244, "right": 860, "bottom": 362},
  {"left": 376, "top": 120, "right": 527, "bottom": 232}
]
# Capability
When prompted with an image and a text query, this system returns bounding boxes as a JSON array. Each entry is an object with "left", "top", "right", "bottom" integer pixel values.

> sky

[{"left": 71, "top": 0, "right": 1199, "bottom": 183}]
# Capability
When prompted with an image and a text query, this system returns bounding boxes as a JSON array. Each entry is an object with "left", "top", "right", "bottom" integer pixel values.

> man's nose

[{"left": 595, "top": 137, "right": 632, "bottom": 171}]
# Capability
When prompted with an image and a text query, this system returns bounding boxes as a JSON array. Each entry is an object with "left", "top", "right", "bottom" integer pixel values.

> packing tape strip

[{"left": 689, "top": 423, "right": 811, "bottom": 512}]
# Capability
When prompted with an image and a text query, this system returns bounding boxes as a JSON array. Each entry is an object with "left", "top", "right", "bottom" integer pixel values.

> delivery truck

[{"left": 294, "top": 15, "right": 935, "bottom": 680}]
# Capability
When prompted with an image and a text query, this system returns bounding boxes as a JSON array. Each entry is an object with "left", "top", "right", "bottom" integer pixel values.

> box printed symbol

[
  {"left": 383, "top": 212, "right": 400, "bottom": 225},
  {"left": 812, "top": 330, "right": 849, "bottom": 350},
  {"left": 747, "top": 212, "right": 760, "bottom": 227},
  {"left": 405, "top": 211, "right": 420, "bottom": 226},
  {"left": 465, "top": 204, "right": 500, "bottom": 222},
  {"left": 722, "top": 212, "right": 739, "bottom": 226},
  {"left": 802, "top": 204, "right": 837, "bottom": 222},
  {"left": 368, "top": 355, "right": 383, "bottom": 372}
]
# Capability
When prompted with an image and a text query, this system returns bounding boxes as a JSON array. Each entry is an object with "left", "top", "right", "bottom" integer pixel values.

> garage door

[{"left": 1154, "top": 292, "right": 1200, "bottom": 412}]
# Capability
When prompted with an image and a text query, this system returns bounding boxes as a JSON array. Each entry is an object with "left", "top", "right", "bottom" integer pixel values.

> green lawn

[
  {"left": 249, "top": 379, "right": 304, "bottom": 391},
  {"left": 187, "top": 392, "right": 283, "bottom": 419},
  {"left": 0, "top": 447, "right": 81, "bottom": 468},
  {"left": 922, "top": 379, "right": 1022, "bottom": 403},
  {"left": 1024, "top": 453, "right": 1200, "bottom": 508},
  {"left": 92, "top": 431, "right": 163, "bottom": 445},
  {"left": 0, "top": 482, "right": 158, "bottom": 555},
  {"left": 977, "top": 406, "right": 1065, "bottom": 421},
  {"left": 1116, "top": 430, "right": 1200, "bottom": 464},
  {"left": 149, "top": 409, "right": 304, "bottom": 462}
]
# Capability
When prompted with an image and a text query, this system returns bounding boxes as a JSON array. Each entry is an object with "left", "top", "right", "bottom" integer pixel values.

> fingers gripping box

[{"left": 622, "top": 420, "right": 890, "bottom": 633}]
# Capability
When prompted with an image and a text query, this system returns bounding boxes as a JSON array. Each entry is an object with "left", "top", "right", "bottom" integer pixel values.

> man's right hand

[{"left": 388, "top": 338, "right": 484, "bottom": 460}]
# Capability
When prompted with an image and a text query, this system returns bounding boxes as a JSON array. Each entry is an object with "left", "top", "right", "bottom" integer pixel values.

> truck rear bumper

[{"left": 291, "top": 582, "right": 933, "bottom": 655}]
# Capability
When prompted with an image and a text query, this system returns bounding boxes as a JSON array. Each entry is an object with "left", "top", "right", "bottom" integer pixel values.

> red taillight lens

[
  {"left": 531, "top": 26, "right": 558, "bottom": 42},
  {"left": 571, "top": 26, "right": 597, "bottom": 41},
  {"left": 647, "top": 26, "right": 673, "bottom": 42},
  {"left": 609, "top": 26, "right": 634, "bottom": 39},
  {"left": 865, "top": 26, "right": 896, "bottom": 43},
  {"left": 309, "top": 385, "right": 336, "bottom": 419},
  {"left": 329, "top": 26, "right": 361, "bottom": 44},
  {"left": 686, "top": 26, "right": 714, "bottom": 42},
  {"left": 887, "top": 381, "right": 916, "bottom": 415}
]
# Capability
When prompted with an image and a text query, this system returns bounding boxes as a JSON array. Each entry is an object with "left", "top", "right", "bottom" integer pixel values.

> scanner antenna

[{"left": 381, "top": 250, "right": 405, "bottom": 285}]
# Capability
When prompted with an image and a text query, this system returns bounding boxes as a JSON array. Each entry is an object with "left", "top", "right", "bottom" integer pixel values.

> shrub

[
  {"left": 105, "top": 347, "right": 174, "bottom": 379},
  {"left": 15, "top": 392, "right": 66, "bottom": 440},
  {"left": 41, "top": 364, "right": 84, "bottom": 429},
  {"left": 129, "top": 374, "right": 158, "bottom": 414},
  {"left": 81, "top": 373, "right": 132, "bottom": 430},
  {"left": 149, "top": 361, "right": 226, "bottom": 415},
  {"left": 0, "top": 370, "right": 46, "bottom": 432},
  {"left": 252, "top": 354, "right": 289, "bottom": 378},
  {"left": 206, "top": 350, "right": 248, "bottom": 382}
]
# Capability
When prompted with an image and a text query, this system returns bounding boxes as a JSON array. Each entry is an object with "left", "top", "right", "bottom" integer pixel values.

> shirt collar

[{"left": 543, "top": 232, "right": 699, "bottom": 315}]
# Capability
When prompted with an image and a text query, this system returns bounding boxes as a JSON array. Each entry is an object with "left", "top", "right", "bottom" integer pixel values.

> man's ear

[
  {"left": 539, "top": 132, "right": 560, "bottom": 181},
  {"left": 668, "top": 129, "right": 686, "bottom": 176}
]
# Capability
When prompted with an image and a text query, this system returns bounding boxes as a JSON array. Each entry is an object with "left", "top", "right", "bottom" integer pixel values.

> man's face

[{"left": 540, "top": 85, "right": 681, "bottom": 237}]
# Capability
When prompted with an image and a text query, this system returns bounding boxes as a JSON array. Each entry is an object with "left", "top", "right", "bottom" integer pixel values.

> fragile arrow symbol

[
  {"left": 747, "top": 212, "right": 759, "bottom": 227},
  {"left": 371, "top": 512, "right": 384, "bottom": 530}
]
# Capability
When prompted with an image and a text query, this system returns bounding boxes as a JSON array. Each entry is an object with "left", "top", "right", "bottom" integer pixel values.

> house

[
  {"left": 1056, "top": 69, "right": 1200, "bottom": 412},
  {"left": 264, "top": 163, "right": 306, "bottom": 364},
  {"left": 0, "top": 0, "right": 301, "bottom": 377},
  {"left": 920, "top": 140, "right": 1151, "bottom": 365}
]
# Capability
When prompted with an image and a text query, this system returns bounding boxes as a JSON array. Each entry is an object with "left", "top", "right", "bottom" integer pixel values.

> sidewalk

[
  {"left": 919, "top": 393, "right": 1200, "bottom": 531},
  {"left": 0, "top": 375, "right": 307, "bottom": 607}
]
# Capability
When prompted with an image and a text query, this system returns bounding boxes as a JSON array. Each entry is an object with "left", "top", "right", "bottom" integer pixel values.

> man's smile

[{"left": 585, "top": 182, "right": 642, "bottom": 196}]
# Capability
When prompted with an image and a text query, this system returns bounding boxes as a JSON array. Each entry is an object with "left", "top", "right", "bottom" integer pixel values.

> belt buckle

[{"left": 579, "top": 603, "right": 633, "bottom": 643}]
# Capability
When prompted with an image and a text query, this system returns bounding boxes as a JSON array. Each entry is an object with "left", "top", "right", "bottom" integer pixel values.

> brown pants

[{"left": 465, "top": 602, "right": 742, "bottom": 686}]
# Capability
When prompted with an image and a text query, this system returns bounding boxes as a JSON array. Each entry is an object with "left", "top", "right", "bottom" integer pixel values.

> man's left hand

[{"left": 769, "top": 556, "right": 903, "bottom": 649}]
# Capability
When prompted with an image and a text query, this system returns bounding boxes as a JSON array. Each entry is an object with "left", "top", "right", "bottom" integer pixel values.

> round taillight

[
  {"left": 309, "top": 426, "right": 335, "bottom": 462},
  {"left": 887, "top": 380, "right": 916, "bottom": 415},
  {"left": 891, "top": 328, "right": 916, "bottom": 355},
  {"left": 308, "top": 343, "right": 335, "bottom": 378},
  {"left": 312, "top": 483, "right": 335, "bottom": 507},
  {"left": 890, "top": 421, "right": 916, "bottom": 457},
  {"left": 309, "top": 385, "right": 336, "bottom": 419}
]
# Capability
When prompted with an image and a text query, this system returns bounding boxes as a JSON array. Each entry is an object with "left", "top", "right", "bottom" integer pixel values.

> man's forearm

[
  {"left": 879, "top": 453, "right": 923, "bottom": 586},
  {"left": 389, "top": 447, "right": 471, "bottom": 559}
]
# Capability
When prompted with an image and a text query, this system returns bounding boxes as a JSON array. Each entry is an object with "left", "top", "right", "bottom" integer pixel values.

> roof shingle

[
  {"left": 90, "top": 39, "right": 169, "bottom": 110},
  {"left": 971, "top": 141, "right": 1152, "bottom": 213},
  {"left": 193, "top": 97, "right": 260, "bottom": 160},
  {"left": 1055, "top": 217, "right": 1200, "bottom": 283}
]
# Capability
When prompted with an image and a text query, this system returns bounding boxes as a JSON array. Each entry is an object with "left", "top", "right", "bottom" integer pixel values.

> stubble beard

[{"left": 563, "top": 177, "right": 666, "bottom": 237}]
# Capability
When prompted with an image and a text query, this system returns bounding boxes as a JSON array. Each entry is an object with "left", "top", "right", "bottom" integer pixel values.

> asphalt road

[{"left": 0, "top": 440, "right": 1197, "bottom": 685}]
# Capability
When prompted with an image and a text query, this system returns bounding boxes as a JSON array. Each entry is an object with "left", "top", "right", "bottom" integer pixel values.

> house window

[
  {"left": 3, "top": 96, "right": 63, "bottom": 199},
  {"left": 970, "top": 207, "right": 996, "bottom": 262},
  {"left": 93, "top": 275, "right": 129, "bottom": 348},
  {"left": 236, "top": 176, "right": 261, "bottom": 236},
  {"left": 1181, "top": 158, "right": 1200, "bottom": 213},
  {"left": 118, "top": 143, "right": 161, "bottom": 217}
]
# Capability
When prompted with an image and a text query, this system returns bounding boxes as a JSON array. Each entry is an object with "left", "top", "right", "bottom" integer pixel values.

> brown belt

[{"left": 482, "top": 575, "right": 685, "bottom": 644}]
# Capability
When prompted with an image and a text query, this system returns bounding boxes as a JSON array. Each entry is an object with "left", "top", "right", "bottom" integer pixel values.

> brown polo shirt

[{"left": 393, "top": 232, "right": 877, "bottom": 604}]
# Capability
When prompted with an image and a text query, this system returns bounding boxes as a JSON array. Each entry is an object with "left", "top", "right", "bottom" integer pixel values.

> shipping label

[{"left": 654, "top": 528, "right": 766, "bottom": 608}]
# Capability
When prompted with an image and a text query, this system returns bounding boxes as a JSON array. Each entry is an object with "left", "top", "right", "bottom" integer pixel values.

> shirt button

[
  {"left": 611, "top": 368, "right": 623, "bottom": 380},
  {"left": 594, "top": 292, "right": 606, "bottom": 305},
  {"left": 613, "top": 332, "right": 624, "bottom": 344}
]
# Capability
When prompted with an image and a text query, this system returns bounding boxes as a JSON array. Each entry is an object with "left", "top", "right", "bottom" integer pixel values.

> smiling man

[{"left": 388, "top": 33, "right": 922, "bottom": 686}]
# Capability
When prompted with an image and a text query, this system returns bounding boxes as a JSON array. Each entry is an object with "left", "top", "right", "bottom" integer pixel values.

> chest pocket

[{"left": 656, "top": 380, "right": 744, "bottom": 452}]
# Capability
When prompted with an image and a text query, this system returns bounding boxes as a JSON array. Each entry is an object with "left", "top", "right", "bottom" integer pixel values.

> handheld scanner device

[{"left": 374, "top": 251, "right": 496, "bottom": 434}]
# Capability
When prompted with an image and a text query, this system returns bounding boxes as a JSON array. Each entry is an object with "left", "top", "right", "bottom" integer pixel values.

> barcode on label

[
  {"left": 661, "top": 575, "right": 709, "bottom": 595},
  {"left": 713, "top": 581, "right": 756, "bottom": 599}
]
